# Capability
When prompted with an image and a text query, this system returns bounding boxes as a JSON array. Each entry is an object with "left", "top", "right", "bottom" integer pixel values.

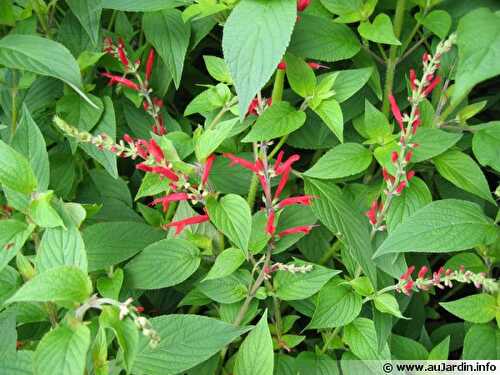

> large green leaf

[
  {"left": 0, "top": 351, "right": 33, "bottom": 375},
  {"left": 0, "top": 139, "right": 37, "bottom": 194},
  {"left": 242, "top": 102, "right": 306, "bottom": 142},
  {"left": 66, "top": 0, "right": 102, "bottom": 45},
  {"left": 234, "top": 310, "right": 273, "bottom": 375},
  {"left": 295, "top": 352, "right": 339, "bottom": 375},
  {"left": 289, "top": 15, "right": 360, "bottom": 62},
  {"left": 36, "top": 226, "right": 87, "bottom": 273},
  {"left": 195, "top": 118, "right": 237, "bottom": 160},
  {"left": 284, "top": 53, "right": 316, "bottom": 98},
  {"left": 82, "top": 221, "right": 165, "bottom": 271},
  {"left": 304, "top": 143, "right": 372, "bottom": 179},
  {"left": 274, "top": 261, "right": 340, "bottom": 301},
  {"left": 6, "top": 266, "right": 92, "bottom": 305},
  {"left": 0, "top": 35, "right": 93, "bottom": 106},
  {"left": 203, "top": 247, "right": 246, "bottom": 281},
  {"left": 463, "top": 324, "right": 498, "bottom": 360},
  {"left": 434, "top": 150, "right": 495, "bottom": 204},
  {"left": 143, "top": 9, "right": 191, "bottom": 88},
  {"left": 124, "top": 239, "right": 200, "bottom": 289},
  {"left": 34, "top": 324, "right": 90, "bottom": 375},
  {"left": 132, "top": 314, "right": 251, "bottom": 375},
  {"left": 312, "top": 99, "right": 343, "bottom": 142},
  {"left": 440, "top": 294, "right": 497, "bottom": 324},
  {"left": 12, "top": 105, "right": 50, "bottom": 191},
  {"left": 304, "top": 178, "right": 377, "bottom": 286},
  {"left": 453, "top": 8, "right": 500, "bottom": 103},
  {"left": 374, "top": 200, "right": 497, "bottom": 257},
  {"left": 412, "top": 128, "right": 462, "bottom": 162},
  {"left": 358, "top": 14, "right": 401, "bottom": 45},
  {"left": 198, "top": 270, "right": 250, "bottom": 304},
  {"left": 222, "top": 0, "right": 296, "bottom": 118},
  {"left": 344, "top": 318, "right": 391, "bottom": 360},
  {"left": 331, "top": 67, "right": 373, "bottom": 103},
  {"left": 308, "top": 278, "right": 362, "bottom": 329},
  {"left": 206, "top": 194, "right": 252, "bottom": 253},
  {"left": 472, "top": 122, "right": 500, "bottom": 172}
]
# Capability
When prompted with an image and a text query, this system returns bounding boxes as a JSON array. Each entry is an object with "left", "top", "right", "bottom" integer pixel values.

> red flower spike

[
  {"left": 278, "top": 225, "right": 315, "bottom": 238},
  {"left": 153, "top": 98, "right": 164, "bottom": 108},
  {"left": 423, "top": 76, "right": 441, "bottom": 96},
  {"left": 274, "top": 169, "right": 290, "bottom": 201},
  {"left": 223, "top": 153, "right": 259, "bottom": 172},
  {"left": 136, "top": 163, "right": 154, "bottom": 173},
  {"left": 123, "top": 134, "right": 134, "bottom": 144},
  {"left": 117, "top": 38, "right": 129, "bottom": 67},
  {"left": 202, "top": 155, "right": 216, "bottom": 186},
  {"left": 296, "top": 0, "right": 311, "bottom": 12},
  {"left": 247, "top": 97, "right": 260, "bottom": 116},
  {"left": 406, "top": 170, "right": 415, "bottom": 181},
  {"left": 409, "top": 69, "right": 417, "bottom": 91},
  {"left": 278, "top": 195, "right": 316, "bottom": 209},
  {"left": 395, "top": 181, "right": 407, "bottom": 194},
  {"left": 266, "top": 210, "right": 276, "bottom": 236},
  {"left": 275, "top": 154, "right": 300, "bottom": 175},
  {"left": 400, "top": 265, "right": 415, "bottom": 280},
  {"left": 366, "top": 200, "right": 378, "bottom": 225},
  {"left": 150, "top": 192, "right": 189, "bottom": 212},
  {"left": 148, "top": 139, "right": 164, "bottom": 163},
  {"left": 308, "top": 62, "right": 328, "bottom": 70},
  {"left": 405, "top": 150, "right": 413, "bottom": 163},
  {"left": 382, "top": 168, "right": 394, "bottom": 183},
  {"left": 101, "top": 72, "right": 140, "bottom": 91},
  {"left": 422, "top": 52, "right": 430, "bottom": 63},
  {"left": 391, "top": 151, "right": 399, "bottom": 164},
  {"left": 402, "top": 280, "right": 415, "bottom": 295},
  {"left": 151, "top": 166, "right": 179, "bottom": 181},
  {"left": 275, "top": 151, "right": 285, "bottom": 171},
  {"left": 388, "top": 94, "right": 404, "bottom": 130},
  {"left": 164, "top": 214, "right": 210, "bottom": 235},
  {"left": 417, "top": 265, "right": 428, "bottom": 279},
  {"left": 146, "top": 49, "right": 155, "bottom": 82},
  {"left": 277, "top": 60, "right": 287, "bottom": 70},
  {"left": 135, "top": 140, "right": 149, "bottom": 159}
]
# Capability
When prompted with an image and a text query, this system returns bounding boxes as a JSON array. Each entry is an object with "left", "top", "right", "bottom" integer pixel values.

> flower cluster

[
  {"left": 397, "top": 265, "right": 498, "bottom": 296},
  {"left": 263, "top": 262, "right": 314, "bottom": 278},
  {"left": 367, "top": 34, "right": 456, "bottom": 233},
  {"left": 102, "top": 37, "right": 166, "bottom": 135}
]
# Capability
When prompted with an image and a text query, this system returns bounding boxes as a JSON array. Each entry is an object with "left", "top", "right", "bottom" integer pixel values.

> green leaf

[
  {"left": 0, "top": 309, "right": 16, "bottom": 360},
  {"left": 204, "top": 55, "right": 232, "bottom": 83},
  {"left": 124, "top": 238, "right": 200, "bottom": 289},
  {"left": 195, "top": 118, "right": 237, "bottom": 160},
  {"left": 304, "top": 178, "right": 377, "bottom": 286},
  {"left": 373, "top": 293, "right": 406, "bottom": 319},
  {"left": 132, "top": 314, "right": 251, "bottom": 375},
  {"left": 463, "top": 324, "right": 498, "bottom": 360},
  {"left": 289, "top": 15, "right": 360, "bottom": 62},
  {"left": 0, "top": 35, "right": 93, "bottom": 106},
  {"left": 312, "top": 99, "right": 343, "bottom": 142},
  {"left": 391, "top": 335, "right": 429, "bottom": 360},
  {"left": 344, "top": 318, "right": 391, "bottom": 360},
  {"left": 440, "top": 294, "right": 497, "bottom": 324},
  {"left": 360, "top": 100, "right": 392, "bottom": 141},
  {"left": 304, "top": 143, "right": 372, "bottom": 179},
  {"left": 28, "top": 191, "right": 65, "bottom": 229},
  {"left": 198, "top": 270, "right": 250, "bottom": 304},
  {"left": 0, "top": 0, "right": 15, "bottom": 26},
  {"left": 203, "top": 248, "right": 246, "bottom": 281},
  {"left": 428, "top": 336, "right": 450, "bottom": 360},
  {"left": 416, "top": 10, "right": 451, "bottom": 39},
  {"left": 320, "top": 0, "right": 376, "bottom": 23},
  {"left": 82, "top": 221, "right": 165, "bottom": 271},
  {"left": 434, "top": 150, "right": 495, "bottom": 204},
  {"left": 453, "top": 8, "right": 500, "bottom": 104},
  {"left": 284, "top": 53, "right": 316, "bottom": 98},
  {"left": 386, "top": 177, "right": 432, "bottom": 232},
  {"left": 358, "top": 14, "right": 401, "bottom": 45},
  {"left": 34, "top": 324, "right": 90, "bottom": 375},
  {"left": 308, "top": 278, "right": 362, "bottom": 329},
  {"left": 37, "top": 226, "right": 87, "bottom": 273},
  {"left": 0, "top": 220, "right": 33, "bottom": 272},
  {"left": 374, "top": 199, "right": 497, "bottom": 257},
  {"left": 206, "top": 194, "right": 252, "bottom": 253},
  {"left": 0, "top": 351, "right": 33, "bottom": 375},
  {"left": 0, "top": 139, "right": 37, "bottom": 194},
  {"left": 99, "top": 306, "right": 138, "bottom": 372},
  {"left": 295, "top": 352, "right": 339, "bottom": 375},
  {"left": 103, "top": 0, "right": 188, "bottom": 11},
  {"left": 274, "top": 261, "right": 340, "bottom": 301},
  {"left": 222, "top": 0, "right": 296, "bottom": 118},
  {"left": 97, "top": 268, "right": 123, "bottom": 300},
  {"left": 12, "top": 105, "right": 50, "bottom": 191},
  {"left": 331, "top": 67, "right": 373, "bottom": 103},
  {"left": 143, "top": 9, "right": 191, "bottom": 88},
  {"left": 6, "top": 266, "right": 92, "bottom": 305},
  {"left": 66, "top": 0, "right": 102, "bottom": 45},
  {"left": 242, "top": 102, "right": 306, "bottom": 142},
  {"left": 234, "top": 310, "right": 273, "bottom": 375},
  {"left": 472, "top": 122, "right": 500, "bottom": 172}
]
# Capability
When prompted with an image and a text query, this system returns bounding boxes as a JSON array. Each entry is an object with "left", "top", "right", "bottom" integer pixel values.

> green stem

[
  {"left": 246, "top": 175, "right": 259, "bottom": 210},
  {"left": 271, "top": 69, "right": 285, "bottom": 103},
  {"left": 319, "top": 240, "right": 341, "bottom": 265},
  {"left": 10, "top": 82, "right": 18, "bottom": 141},
  {"left": 382, "top": 0, "right": 406, "bottom": 115},
  {"left": 320, "top": 326, "right": 341, "bottom": 354}
]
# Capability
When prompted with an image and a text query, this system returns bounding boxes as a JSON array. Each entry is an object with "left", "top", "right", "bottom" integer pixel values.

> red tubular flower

[
  {"left": 422, "top": 52, "right": 430, "bottom": 63},
  {"left": 417, "top": 265, "right": 429, "bottom": 279},
  {"left": 164, "top": 214, "right": 210, "bottom": 235},
  {"left": 136, "top": 162, "right": 154, "bottom": 173},
  {"left": 423, "top": 76, "right": 441, "bottom": 96},
  {"left": 278, "top": 225, "right": 315, "bottom": 237},
  {"left": 366, "top": 200, "right": 378, "bottom": 225},
  {"left": 388, "top": 94, "right": 404, "bottom": 130},
  {"left": 382, "top": 168, "right": 395, "bottom": 183},
  {"left": 275, "top": 151, "right": 285, "bottom": 171},
  {"left": 274, "top": 169, "right": 290, "bottom": 201},
  {"left": 402, "top": 280, "right": 415, "bottom": 295},
  {"left": 135, "top": 140, "right": 149, "bottom": 159},
  {"left": 101, "top": 72, "right": 140, "bottom": 91},
  {"left": 150, "top": 192, "right": 190, "bottom": 212},
  {"left": 146, "top": 49, "right": 155, "bottom": 82},
  {"left": 395, "top": 181, "right": 407, "bottom": 194},
  {"left": 400, "top": 265, "right": 415, "bottom": 280},
  {"left": 278, "top": 195, "right": 316, "bottom": 209},
  {"left": 409, "top": 69, "right": 417, "bottom": 91},
  {"left": 405, "top": 150, "right": 413, "bottom": 163},
  {"left": 297, "top": 0, "right": 311, "bottom": 12},
  {"left": 223, "top": 153, "right": 259, "bottom": 172},
  {"left": 247, "top": 97, "right": 260, "bottom": 116},
  {"left": 406, "top": 170, "right": 415, "bottom": 181},
  {"left": 202, "top": 155, "right": 216, "bottom": 186},
  {"left": 151, "top": 166, "right": 179, "bottom": 181},
  {"left": 391, "top": 151, "right": 399, "bottom": 164},
  {"left": 308, "top": 62, "right": 328, "bottom": 70},
  {"left": 123, "top": 134, "right": 134, "bottom": 144},
  {"left": 266, "top": 210, "right": 276, "bottom": 236},
  {"left": 153, "top": 98, "right": 164, "bottom": 108},
  {"left": 148, "top": 139, "right": 164, "bottom": 163},
  {"left": 277, "top": 60, "right": 287, "bottom": 70},
  {"left": 117, "top": 38, "right": 129, "bottom": 67},
  {"left": 412, "top": 116, "right": 421, "bottom": 135},
  {"left": 275, "top": 154, "right": 300, "bottom": 175},
  {"left": 136, "top": 306, "right": 145, "bottom": 313}
]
